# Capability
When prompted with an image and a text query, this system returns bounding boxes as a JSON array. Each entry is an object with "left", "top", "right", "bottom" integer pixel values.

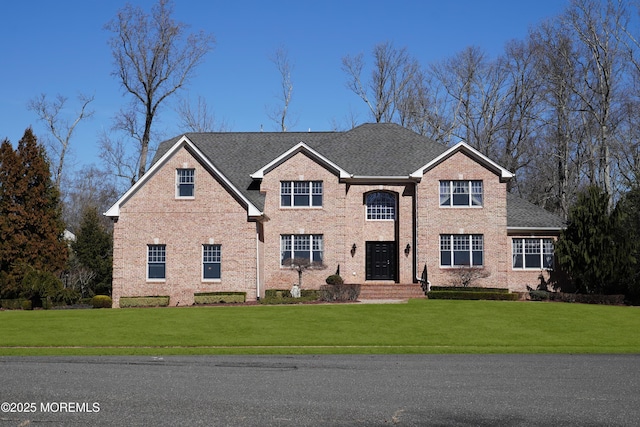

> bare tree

[
  {"left": 27, "top": 93, "right": 94, "bottom": 189},
  {"left": 342, "top": 41, "right": 420, "bottom": 123},
  {"left": 177, "top": 95, "right": 230, "bottom": 132},
  {"left": 104, "top": 0, "right": 215, "bottom": 183},
  {"left": 266, "top": 46, "right": 296, "bottom": 131},
  {"left": 563, "top": 0, "right": 627, "bottom": 201}
]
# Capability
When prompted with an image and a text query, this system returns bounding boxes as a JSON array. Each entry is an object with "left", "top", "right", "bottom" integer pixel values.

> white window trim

[
  {"left": 280, "top": 181, "right": 323, "bottom": 208},
  {"left": 202, "top": 244, "right": 222, "bottom": 282},
  {"left": 439, "top": 180, "right": 483, "bottom": 208},
  {"left": 280, "top": 234, "right": 324, "bottom": 267},
  {"left": 365, "top": 191, "right": 397, "bottom": 221},
  {"left": 512, "top": 238, "right": 554, "bottom": 270},
  {"left": 176, "top": 168, "right": 195, "bottom": 199},
  {"left": 439, "top": 234, "right": 484, "bottom": 268},
  {"left": 147, "top": 244, "right": 166, "bottom": 282}
]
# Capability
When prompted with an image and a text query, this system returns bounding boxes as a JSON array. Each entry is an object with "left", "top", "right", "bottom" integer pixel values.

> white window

[
  {"left": 177, "top": 169, "right": 195, "bottom": 198},
  {"left": 440, "top": 234, "right": 484, "bottom": 267},
  {"left": 280, "top": 234, "right": 323, "bottom": 266},
  {"left": 512, "top": 238, "right": 554, "bottom": 269},
  {"left": 147, "top": 245, "right": 166, "bottom": 280},
  {"left": 366, "top": 192, "right": 396, "bottom": 220},
  {"left": 203, "top": 244, "right": 221, "bottom": 280},
  {"left": 440, "top": 180, "right": 483, "bottom": 207},
  {"left": 280, "top": 181, "right": 323, "bottom": 207}
]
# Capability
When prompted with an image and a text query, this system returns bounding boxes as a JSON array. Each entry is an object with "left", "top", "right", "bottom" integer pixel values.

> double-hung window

[
  {"left": 203, "top": 244, "right": 221, "bottom": 280},
  {"left": 440, "top": 180, "right": 483, "bottom": 207},
  {"left": 440, "top": 234, "right": 484, "bottom": 267},
  {"left": 280, "top": 181, "right": 323, "bottom": 207},
  {"left": 177, "top": 168, "right": 195, "bottom": 198},
  {"left": 280, "top": 234, "right": 323, "bottom": 266},
  {"left": 512, "top": 238, "right": 554, "bottom": 269},
  {"left": 366, "top": 192, "right": 396, "bottom": 220},
  {"left": 147, "top": 244, "right": 166, "bottom": 280}
]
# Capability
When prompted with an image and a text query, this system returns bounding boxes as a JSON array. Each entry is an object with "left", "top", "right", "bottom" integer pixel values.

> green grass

[{"left": 1, "top": 299, "right": 639, "bottom": 355}]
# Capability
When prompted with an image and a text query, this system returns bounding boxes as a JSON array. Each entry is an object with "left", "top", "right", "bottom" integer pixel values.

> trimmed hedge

[
  {"left": 319, "top": 284, "right": 361, "bottom": 302},
  {"left": 90, "top": 295, "right": 113, "bottom": 308},
  {"left": 427, "top": 291, "right": 519, "bottom": 301},
  {"left": 430, "top": 286, "right": 510, "bottom": 293},
  {"left": 529, "top": 291, "right": 625, "bottom": 305},
  {"left": 119, "top": 296, "right": 169, "bottom": 308},
  {"left": 194, "top": 292, "right": 246, "bottom": 304},
  {"left": 0, "top": 299, "right": 29, "bottom": 310},
  {"left": 261, "top": 289, "right": 319, "bottom": 304}
]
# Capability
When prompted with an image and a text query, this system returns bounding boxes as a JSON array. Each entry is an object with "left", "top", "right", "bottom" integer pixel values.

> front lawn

[{"left": 1, "top": 299, "right": 638, "bottom": 355}]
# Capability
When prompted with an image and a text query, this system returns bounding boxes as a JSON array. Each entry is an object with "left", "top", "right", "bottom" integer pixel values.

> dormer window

[
  {"left": 280, "top": 181, "right": 323, "bottom": 207},
  {"left": 177, "top": 169, "right": 195, "bottom": 198}
]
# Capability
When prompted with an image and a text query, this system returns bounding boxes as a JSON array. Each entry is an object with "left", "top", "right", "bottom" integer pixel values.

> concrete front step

[{"left": 358, "top": 283, "right": 426, "bottom": 300}]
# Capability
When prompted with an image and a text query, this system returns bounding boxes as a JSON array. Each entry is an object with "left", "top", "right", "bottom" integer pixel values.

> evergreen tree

[
  {"left": 555, "top": 186, "right": 634, "bottom": 295},
  {"left": 617, "top": 186, "right": 640, "bottom": 301},
  {"left": 71, "top": 206, "right": 113, "bottom": 296},
  {"left": 0, "top": 129, "right": 67, "bottom": 298}
]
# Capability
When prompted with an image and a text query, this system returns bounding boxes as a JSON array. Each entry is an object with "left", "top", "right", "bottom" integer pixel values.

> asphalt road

[{"left": 0, "top": 354, "right": 638, "bottom": 426}]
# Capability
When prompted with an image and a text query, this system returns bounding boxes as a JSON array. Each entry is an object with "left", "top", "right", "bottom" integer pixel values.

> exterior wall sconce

[
  {"left": 404, "top": 243, "right": 411, "bottom": 255},
  {"left": 351, "top": 243, "right": 357, "bottom": 257}
]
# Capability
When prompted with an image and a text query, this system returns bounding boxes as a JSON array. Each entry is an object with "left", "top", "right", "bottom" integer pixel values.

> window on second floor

[
  {"left": 440, "top": 180, "right": 483, "bottom": 207},
  {"left": 280, "top": 181, "right": 323, "bottom": 207},
  {"left": 366, "top": 191, "right": 396, "bottom": 220},
  {"left": 177, "top": 168, "right": 195, "bottom": 198}
]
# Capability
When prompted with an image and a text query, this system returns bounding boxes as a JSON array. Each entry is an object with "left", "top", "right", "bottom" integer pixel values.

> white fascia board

[
  {"left": 410, "top": 141, "right": 514, "bottom": 180},
  {"left": 507, "top": 226, "right": 565, "bottom": 234},
  {"left": 344, "top": 175, "right": 420, "bottom": 184},
  {"left": 250, "top": 142, "right": 351, "bottom": 180},
  {"left": 104, "top": 136, "right": 263, "bottom": 219}
]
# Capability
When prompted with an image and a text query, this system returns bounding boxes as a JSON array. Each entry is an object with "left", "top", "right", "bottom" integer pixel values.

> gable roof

[
  {"left": 506, "top": 193, "right": 566, "bottom": 232},
  {"left": 148, "top": 123, "right": 450, "bottom": 212}
]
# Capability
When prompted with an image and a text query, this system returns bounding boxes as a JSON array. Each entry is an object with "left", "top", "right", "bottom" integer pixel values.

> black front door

[{"left": 366, "top": 241, "right": 397, "bottom": 281}]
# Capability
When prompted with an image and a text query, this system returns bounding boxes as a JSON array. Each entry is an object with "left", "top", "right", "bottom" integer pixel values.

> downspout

[
  {"left": 413, "top": 181, "right": 418, "bottom": 284},
  {"left": 255, "top": 225, "right": 261, "bottom": 301}
]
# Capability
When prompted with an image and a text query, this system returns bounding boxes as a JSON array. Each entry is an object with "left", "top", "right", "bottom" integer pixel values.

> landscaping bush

[
  {"left": 260, "top": 289, "right": 318, "bottom": 304},
  {"left": 22, "top": 300, "right": 33, "bottom": 310},
  {"left": 90, "top": 295, "right": 113, "bottom": 308},
  {"left": 119, "top": 296, "right": 169, "bottom": 308},
  {"left": 194, "top": 292, "right": 246, "bottom": 304},
  {"left": 0, "top": 299, "right": 29, "bottom": 310},
  {"left": 430, "top": 286, "right": 510, "bottom": 293},
  {"left": 319, "top": 283, "right": 361, "bottom": 302},
  {"left": 427, "top": 291, "right": 519, "bottom": 301},
  {"left": 528, "top": 290, "right": 625, "bottom": 305},
  {"left": 325, "top": 274, "right": 344, "bottom": 286}
]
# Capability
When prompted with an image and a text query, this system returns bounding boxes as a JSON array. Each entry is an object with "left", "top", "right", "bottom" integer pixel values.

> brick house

[{"left": 105, "top": 123, "right": 564, "bottom": 307}]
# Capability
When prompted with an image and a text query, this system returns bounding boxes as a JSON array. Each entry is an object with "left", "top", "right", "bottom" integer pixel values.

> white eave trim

[
  {"left": 410, "top": 141, "right": 514, "bottom": 181},
  {"left": 507, "top": 226, "right": 565, "bottom": 234},
  {"left": 104, "top": 136, "right": 263, "bottom": 219},
  {"left": 343, "top": 175, "right": 420, "bottom": 184},
  {"left": 250, "top": 142, "right": 351, "bottom": 180}
]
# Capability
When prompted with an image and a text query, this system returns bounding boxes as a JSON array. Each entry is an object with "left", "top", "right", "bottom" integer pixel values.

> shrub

[
  {"left": 22, "top": 300, "right": 33, "bottom": 310},
  {"left": 430, "top": 286, "right": 510, "bottom": 293},
  {"left": 319, "top": 284, "right": 361, "bottom": 302},
  {"left": 260, "top": 289, "right": 318, "bottom": 304},
  {"left": 119, "top": 296, "right": 169, "bottom": 308},
  {"left": 90, "top": 295, "right": 112, "bottom": 308},
  {"left": 0, "top": 299, "right": 28, "bottom": 310},
  {"left": 427, "top": 291, "right": 519, "bottom": 301},
  {"left": 194, "top": 292, "right": 245, "bottom": 304},
  {"left": 325, "top": 274, "right": 344, "bottom": 286},
  {"left": 55, "top": 288, "right": 82, "bottom": 306}
]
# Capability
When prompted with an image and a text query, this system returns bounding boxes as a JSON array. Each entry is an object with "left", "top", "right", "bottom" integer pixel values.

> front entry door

[{"left": 366, "top": 241, "right": 397, "bottom": 281}]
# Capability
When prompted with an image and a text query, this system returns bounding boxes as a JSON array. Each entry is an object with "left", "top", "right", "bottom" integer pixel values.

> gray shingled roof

[
  {"left": 152, "top": 123, "right": 564, "bottom": 230},
  {"left": 507, "top": 193, "right": 565, "bottom": 230}
]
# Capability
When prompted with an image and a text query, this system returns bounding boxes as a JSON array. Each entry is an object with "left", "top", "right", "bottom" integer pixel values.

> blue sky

[{"left": 0, "top": 0, "right": 568, "bottom": 172}]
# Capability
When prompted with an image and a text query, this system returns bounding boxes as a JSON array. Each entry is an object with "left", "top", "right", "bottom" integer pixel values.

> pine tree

[
  {"left": 71, "top": 206, "right": 113, "bottom": 296},
  {"left": 555, "top": 186, "right": 634, "bottom": 295},
  {"left": 0, "top": 129, "right": 67, "bottom": 298}
]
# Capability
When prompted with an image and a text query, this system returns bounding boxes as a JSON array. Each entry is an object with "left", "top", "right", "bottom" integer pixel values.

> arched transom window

[{"left": 366, "top": 192, "right": 396, "bottom": 220}]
